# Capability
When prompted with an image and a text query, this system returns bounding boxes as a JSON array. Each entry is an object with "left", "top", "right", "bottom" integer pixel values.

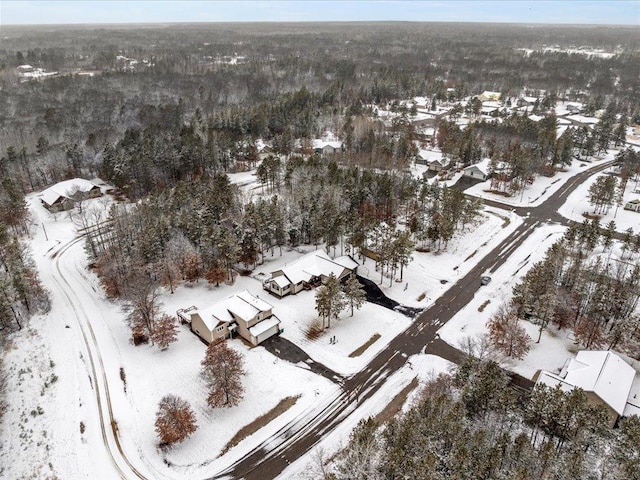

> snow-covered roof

[
  {"left": 40, "top": 178, "right": 99, "bottom": 206},
  {"left": 194, "top": 303, "right": 234, "bottom": 331},
  {"left": 332, "top": 255, "right": 359, "bottom": 271},
  {"left": 566, "top": 114, "right": 599, "bottom": 125},
  {"left": 312, "top": 139, "right": 343, "bottom": 150},
  {"left": 249, "top": 317, "right": 281, "bottom": 338},
  {"left": 272, "top": 275, "right": 291, "bottom": 288},
  {"left": 274, "top": 250, "right": 355, "bottom": 287},
  {"left": 464, "top": 158, "right": 492, "bottom": 176},
  {"left": 481, "top": 101, "right": 502, "bottom": 109},
  {"left": 417, "top": 149, "right": 444, "bottom": 163},
  {"left": 195, "top": 289, "right": 271, "bottom": 329},
  {"left": 236, "top": 289, "right": 272, "bottom": 313},
  {"left": 538, "top": 351, "right": 636, "bottom": 416}
]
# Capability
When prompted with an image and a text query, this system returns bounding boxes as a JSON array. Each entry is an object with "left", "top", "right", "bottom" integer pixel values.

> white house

[
  {"left": 462, "top": 158, "right": 492, "bottom": 181},
  {"left": 534, "top": 350, "right": 637, "bottom": 427},
  {"left": 185, "top": 290, "right": 281, "bottom": 346},
  {"left": 265, "top": 250, "right": 358, "bottom": 298},
  {"left": 624, "top": 199, "right": 640, "bottom": 213}
]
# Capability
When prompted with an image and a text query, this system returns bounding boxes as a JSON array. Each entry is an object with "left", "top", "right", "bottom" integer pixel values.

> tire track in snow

[{"left": 52, "top": 236, "right": 150, "bottom": 480}]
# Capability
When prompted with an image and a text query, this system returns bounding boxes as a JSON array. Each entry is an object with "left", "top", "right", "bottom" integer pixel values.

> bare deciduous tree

[
  {"left": 155, "top": 394, "right": 197, "bottom": 446},
  {"left": 201, "top": 341, "right": 245, "bottom": 408}
]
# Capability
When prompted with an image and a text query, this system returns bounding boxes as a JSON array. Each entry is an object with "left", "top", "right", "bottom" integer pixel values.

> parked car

[{"left": 480, "top": 276, "right": 491, "bottom": 286}]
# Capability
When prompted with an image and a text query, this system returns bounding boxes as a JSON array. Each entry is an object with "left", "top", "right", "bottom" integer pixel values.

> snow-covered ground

[
  {"left": 464, "top": 150, "right": 619, "bottom": 207},
  {"left": 437, "top": 223, "right": 580, "bottom": 380},
  {"left": 0, "top": 196, "right": 334, "bottom": 479},
  {"left": 280, "top": 353, "right": 454, "bottom": 480},
  {"left": 558, "top": 169, "right": 640, "bottom": 233},
  {"left": 359, "top": 206, "right": 523, "bottom": 309},
  {"left": 5, "top": 147, "right": 633, "bottom": 480}
]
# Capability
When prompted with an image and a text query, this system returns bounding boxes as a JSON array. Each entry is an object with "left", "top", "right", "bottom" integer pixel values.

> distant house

[
  {"left": 624, "top": 199, "right": 640, "bottom": 212},
  {"left": 517, "top": 96, "right": 540, "bottom": 108},
  {"left": 184, "top": 290, "right": 281, "bottom": 346},
  {"left": 427, "top": 157, "right": 450, "bottom": 173},
  {"left": 415, "top": 149, "right": 446, "bottom": 169},
  {"left": 534, "top": 350, "right": 637, "bottom": 427},
  {"left": 265, "top": 250, "right": 358, "bottom": 298},
  {"left": 40, "top": 178, "right": 104, "bottom": 212},
  {"left": 312, "top": 139, "right": 343, "bottom": 156},
  {"left": 478, "top": 91, "right": 502, "bottom": 102},
  {"left": 463, "top": 158, "right": 492, "bottom": 181}
]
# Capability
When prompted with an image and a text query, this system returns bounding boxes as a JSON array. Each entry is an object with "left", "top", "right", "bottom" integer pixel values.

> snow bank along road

[
  {"left": 219, "top": 159, "right": 617, "bottom": 480},
  {"left": 50, "top": 237, "right": 151, "bottom": 480},
  {"left": 48, "top": 159, "right": 615, "bottom": 480}
]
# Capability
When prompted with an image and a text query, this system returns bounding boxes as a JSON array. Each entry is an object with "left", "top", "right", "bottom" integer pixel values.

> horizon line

[{"left": 2, "top": 19, "right": 638, "bottom": 27}]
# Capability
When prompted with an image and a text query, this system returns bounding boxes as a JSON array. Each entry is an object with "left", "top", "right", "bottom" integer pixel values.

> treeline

[
  {"left": 90, "top": 156, "right": 480, "bottom": 310},
  {"left": 0, "top": 166, "right": 49, "bottom": 335},
  {"left": 321, "top": 357, "right": 639, "bottom": 479},
  {"left": 0, "top": 23, "right": 638, "bottom": 188},
  {"left": 512, "top": 220, "right": 640, "bottom": 357}
]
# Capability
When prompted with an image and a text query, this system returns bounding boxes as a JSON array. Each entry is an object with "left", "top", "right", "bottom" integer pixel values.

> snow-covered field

[
  {"left": 558, "top": 169, "right": 640, "bottom": 233},
  {"left": 465, "top": 150, "right": 619, "bottom": 207}
]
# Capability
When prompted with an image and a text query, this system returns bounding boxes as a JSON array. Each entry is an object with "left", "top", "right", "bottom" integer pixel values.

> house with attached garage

[
  {"left": 180, "top": 290, "right": 281, "bottom": 346},
  {"left": 312, "top": 139, "right": 343, "bottom": 156},
  {"left": 265, "top": 250, "right": 359, "bottom": 298},
  {"left": 533, "top": 350, "right": 637, "bottom": 427},
  {"left": 40, "top": 178, "right": 105, "bottom": 212}
]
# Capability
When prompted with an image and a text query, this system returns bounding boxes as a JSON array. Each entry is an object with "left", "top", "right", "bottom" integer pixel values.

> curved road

[
  {"left": 50, "top": 238, "right": 152, "bottom": 480},
  {"left": 48, "top": 159, "right": 615, "bottom": 480}
]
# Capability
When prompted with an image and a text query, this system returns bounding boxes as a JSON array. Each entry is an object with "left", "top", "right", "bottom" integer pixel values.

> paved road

[{"left": 216, "top": 160, "right": 615, "bottom": 480}]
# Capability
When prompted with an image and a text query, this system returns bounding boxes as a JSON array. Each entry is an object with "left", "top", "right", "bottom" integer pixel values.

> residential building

[
  {"left": 182, "top": 290, "right": 281, "bottom": 346},
  {"left": 534, "top": 350, "right": 637, "bottom": 427},
  {"left": 265, "top": 250, "right": 358, "bottom": 298}
]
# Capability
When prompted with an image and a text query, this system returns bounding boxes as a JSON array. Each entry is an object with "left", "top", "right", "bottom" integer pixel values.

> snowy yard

[
  {"left": 438, "top": 224, "right": 578, "bottom": 380},
  {"left": 558, "top": 169, "right": 640, "bottom": 233},
  {"left": 358, "top": 206, "right": 522, "bottom": 309},
  {"left": 465, "top": 150, "right": 619, "bottom": 207}
]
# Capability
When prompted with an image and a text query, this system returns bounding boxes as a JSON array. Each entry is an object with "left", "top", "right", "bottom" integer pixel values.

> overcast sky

[{"left": 1, "top": 1, "right": 638, "bottom": 25}]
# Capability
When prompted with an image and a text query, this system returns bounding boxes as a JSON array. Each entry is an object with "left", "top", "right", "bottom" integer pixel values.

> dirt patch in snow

[
  {"left": 221, "top": 395, "right": 300, "bottom": 455},
  {"left": 374, "top": 377, "right": 419, "bottom": 425},
  {"left": 349, "top": 333, "right": 381, "bottom": 358}
]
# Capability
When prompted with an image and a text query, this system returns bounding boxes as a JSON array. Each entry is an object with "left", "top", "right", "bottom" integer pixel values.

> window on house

[{"left": 215, "top": 326, "right": 224, "bottom": 332}]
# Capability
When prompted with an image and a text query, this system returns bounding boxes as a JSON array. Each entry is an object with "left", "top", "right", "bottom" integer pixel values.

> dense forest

[
  {"left": 319, "top": 355, "right": 640, "bottom": 480},
  {"left": 0, "top": 22, "right": 638, "bottom": 196}
]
